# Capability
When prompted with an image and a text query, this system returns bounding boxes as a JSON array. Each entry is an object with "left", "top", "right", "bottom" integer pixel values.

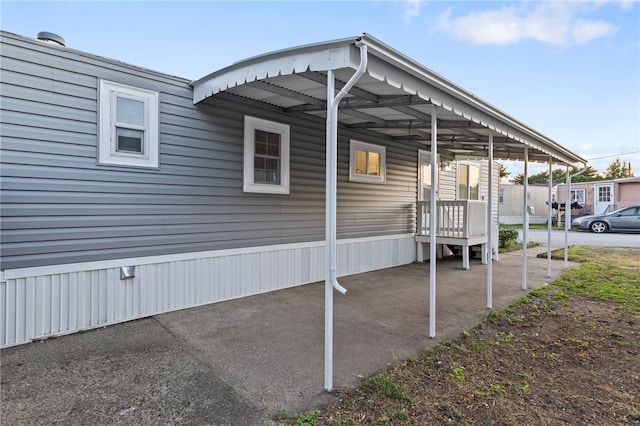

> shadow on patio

[
  {"left": 1, "top": 248, "right": 569, "bottom": 425},
  {"left": 157, "top": 247, "right": 565, "bottom": 414}
]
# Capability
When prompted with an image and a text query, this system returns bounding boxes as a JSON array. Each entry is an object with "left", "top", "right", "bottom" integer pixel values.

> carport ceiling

[{"left": 192, "top": 34, "right": 586, "bottom": 167}]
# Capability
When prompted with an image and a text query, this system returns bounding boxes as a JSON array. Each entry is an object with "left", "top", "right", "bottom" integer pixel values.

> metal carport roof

[
  {"left": 190, "top": 33, "right": 586, "bottom": 392},
  {"left": 192, "top": 33, "right": 586, "bottom": 167}
]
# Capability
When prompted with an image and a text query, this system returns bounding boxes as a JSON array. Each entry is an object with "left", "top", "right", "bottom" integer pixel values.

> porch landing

[
  {"left": 0, "top": 248, "right": 571, "bottom": 425},
  {"left": 415, "top": 234, "right": 488, "bottom": 269}
]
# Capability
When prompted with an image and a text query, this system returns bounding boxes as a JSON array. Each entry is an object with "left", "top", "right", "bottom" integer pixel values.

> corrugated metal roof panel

[{"left": 192, "top": 34, "right": 586, "bottom": 167}]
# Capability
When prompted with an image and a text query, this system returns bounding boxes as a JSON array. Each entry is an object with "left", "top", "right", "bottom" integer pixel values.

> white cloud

[
  {"left": 403, "top": 0, "right": 423, "bottom": 23},
  {"left": 435, "top": 2, "right": 620, "bottom": 46},
  {"left": 571, "top": 18, "right": 620, "bottom": 44}
]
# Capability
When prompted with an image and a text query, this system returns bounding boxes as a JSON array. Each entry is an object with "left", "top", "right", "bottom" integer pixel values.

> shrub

[{"left": 498, "top": 228, "right": 519, "bottom": 248}]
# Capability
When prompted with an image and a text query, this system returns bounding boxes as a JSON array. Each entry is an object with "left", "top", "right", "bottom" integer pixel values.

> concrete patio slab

[{"left": 1, "top": 248, "right": 569, "bottom": 425}]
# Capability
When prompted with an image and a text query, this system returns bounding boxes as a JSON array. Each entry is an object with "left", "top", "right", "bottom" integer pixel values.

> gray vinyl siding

[{"left": 1, "top": 32, "right": 417, "bottom": 270}]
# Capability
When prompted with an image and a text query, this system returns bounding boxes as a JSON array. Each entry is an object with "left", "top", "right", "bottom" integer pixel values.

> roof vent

[{"left": 37, "top": 31, "right": 65, "bottom": 47}]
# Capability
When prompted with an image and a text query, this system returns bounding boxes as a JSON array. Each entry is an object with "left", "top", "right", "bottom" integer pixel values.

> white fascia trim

[{"left": 1, "top": 233, "right": 415, "bottom": 280}]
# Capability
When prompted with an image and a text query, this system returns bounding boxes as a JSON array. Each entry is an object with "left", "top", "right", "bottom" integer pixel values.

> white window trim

[
  {"left": 456, "top": 161, "right": 481, "bottom": 200},
  {"left": 98, "top": 80, "right": 159, "bottom": 168},
  {"left": 349, "top": 140, "right": 386, "bottom": 184},
  {"left": 243, "top": 116, "right": 290, "bottom": 194}
]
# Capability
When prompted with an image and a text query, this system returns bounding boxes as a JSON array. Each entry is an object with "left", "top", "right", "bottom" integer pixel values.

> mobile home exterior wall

[
  {"left": 0, "top": 32, "right": 417, "bottom": 347},
  {"left": 614, "top": 177, "right": 640, "bottom": 208},
  {"left": 554, "top": 177, "right": 640, "bottom": 216},
  {"left": 498, "top": 184, "right": 549, "bottom": 225}
]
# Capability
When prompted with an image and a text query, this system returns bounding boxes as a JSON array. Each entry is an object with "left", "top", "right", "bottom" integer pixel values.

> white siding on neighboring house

[{"left": 499, "top": 184, "right": 550, "bottom": 225}]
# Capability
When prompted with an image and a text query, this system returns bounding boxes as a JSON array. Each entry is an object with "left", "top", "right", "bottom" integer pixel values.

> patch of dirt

[{"left": 310, "top": 292, "right": 640, "bottom": 425}]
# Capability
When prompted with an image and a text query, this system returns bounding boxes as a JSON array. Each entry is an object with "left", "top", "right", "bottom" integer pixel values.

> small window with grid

[{"left": 243, "top": 116, "right": 290, "bottom": 194}]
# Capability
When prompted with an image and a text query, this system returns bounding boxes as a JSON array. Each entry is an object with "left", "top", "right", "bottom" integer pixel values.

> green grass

[
  {"left": 548, "top": 246, "right": 640, "bottom": 314},
  {"left": 274, "top": 409, "right": 320, "bottom": 426},
  {"left": 499, "top": 223, "right": 553, "bottom": 230},
  {"left": 360, "top": 373, "right": 410, "bottom": 401},
  {"left": 283, "top": 246, "right": 639, "bottom": 424},
  {"left": 499, "top": 241, "right": 540, "bottom": 253}
]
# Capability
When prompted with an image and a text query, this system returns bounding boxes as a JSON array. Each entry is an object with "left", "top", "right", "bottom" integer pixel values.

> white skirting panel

[{"left": 0, "top": 234, "right": 415, "bottom": 348}]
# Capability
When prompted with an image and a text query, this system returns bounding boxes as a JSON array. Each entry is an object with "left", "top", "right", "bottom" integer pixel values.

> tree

[
  {"left": 499, "top": 164, "right": 510, "bottom": 180},
  {"left": 510, "top": 165, "right": 602, "bottom": 185},
  {"left": 603, "top": 159, "right": 634, "bottom": 179},
  {"left": 572, "top": 165, "right": 601, "bottom": 182}
]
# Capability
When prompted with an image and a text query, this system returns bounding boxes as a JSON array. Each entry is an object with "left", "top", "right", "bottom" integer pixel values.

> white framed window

[
  {"left": 243, "top": 116, "right": 290, "bottom": 194},
  {"left": 570, "top": 189, "right": 585, "bottom": 204},
  {"left": 349, "top": 140, "right": 386, "bottom": 184},
  {"left": 98, "top": 80, "right": 159, "bottom": 168},
  {"left": 457, "top": 162, "right": 480, "bottom": 200}
]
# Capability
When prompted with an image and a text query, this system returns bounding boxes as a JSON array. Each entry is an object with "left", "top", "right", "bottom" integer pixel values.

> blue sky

[{"left": 2, "top": 1, "right": 639, "bottom": 178}]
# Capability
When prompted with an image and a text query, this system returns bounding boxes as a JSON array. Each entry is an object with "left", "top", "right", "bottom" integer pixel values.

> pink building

[{"left": 554, "top": 177, "right": 640, "bottom": 215}]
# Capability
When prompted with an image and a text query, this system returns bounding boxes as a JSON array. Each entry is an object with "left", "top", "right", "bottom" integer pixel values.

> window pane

[
  {"left": 421, "top": 162, "right": 431, "bottom": 187},
  {"left": 469, "top": 166, "right": 480, "bottom": 200},
  {"left": 116, "top": 96, "right": 144, "bottom": 126},
  {"left": 368, "top": 152, "right": 380, "bottom": 176},
  {"left": 253, "top": 129, "right": 281, "bottom": 185},
  {"left": 255, "top": 141, "right": 267, "bottom": 155},
  {"left": 266, "top": 139, "right": 280, "bottom": 157},
  {"left": 255, "top": 130, "right": 267, "bottom": 143},
  {"left": 355, "top": 150, "right": 367, "bottom": 174},
  {"left": 255, "top": 130, "right": 280, "bottom": 156},
  {"left": 116, "top": 127, "right": 144, "bottom": 153},
  {"left": 267, "top": 131, "right": 281, "bottom": 145},
  {"left": 254, "top": 157, "right": 280, "bottom": 184},
  {"left": 459, "top": 165, "right": 468, "bottom": 200}
]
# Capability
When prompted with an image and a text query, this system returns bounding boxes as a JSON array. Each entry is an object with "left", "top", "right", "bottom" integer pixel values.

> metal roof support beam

[
  {"left": 325, "top": 42, "right": 368, "bottom": 392},
  {"left": 429, "top": 104, "right": 438, "bottom": 339},
  {"left": 522, "top": 147, "right": 529, "bottom": 291},
  {"left": 342, "top": 108, "right": 389, "bottom": 126},
  {"left": 247, "top": 80, "right": 326, "bottom": 107},
  {"left": 298, "top": 70, "right": 378, "bottom": 102},
  {"left": 341, "top": 94, "right": 428, "bottom": 109},
  {"left": 486, "top": 133, "right": 494, "bottom": 309}
]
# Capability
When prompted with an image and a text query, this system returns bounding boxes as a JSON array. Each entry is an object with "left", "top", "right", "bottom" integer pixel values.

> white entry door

[{"left": 594, "top": 183, "right": 614, "bottom": 214}]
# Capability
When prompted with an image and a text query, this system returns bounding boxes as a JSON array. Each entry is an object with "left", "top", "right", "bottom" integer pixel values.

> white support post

[
  {"left": 564, "top": 164, "right": 571, "bottom": 268},
  {"left": 486, "top": 133, "right": 494, "bottom": 309},
  {"left": 324, "top": 70, "right": 336, "bottom": 392},
  {"left": 522, "top": 147, "right": 529, "bottom": 291},
  {"left": 324, "top": 44, "right": 368, "bottom": 392},
  {"left": 547, "top": 158, "right": 553, "bottom": 278},
  {"left": 429, "top": 104, "right": 438, "bottom": 338}
]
